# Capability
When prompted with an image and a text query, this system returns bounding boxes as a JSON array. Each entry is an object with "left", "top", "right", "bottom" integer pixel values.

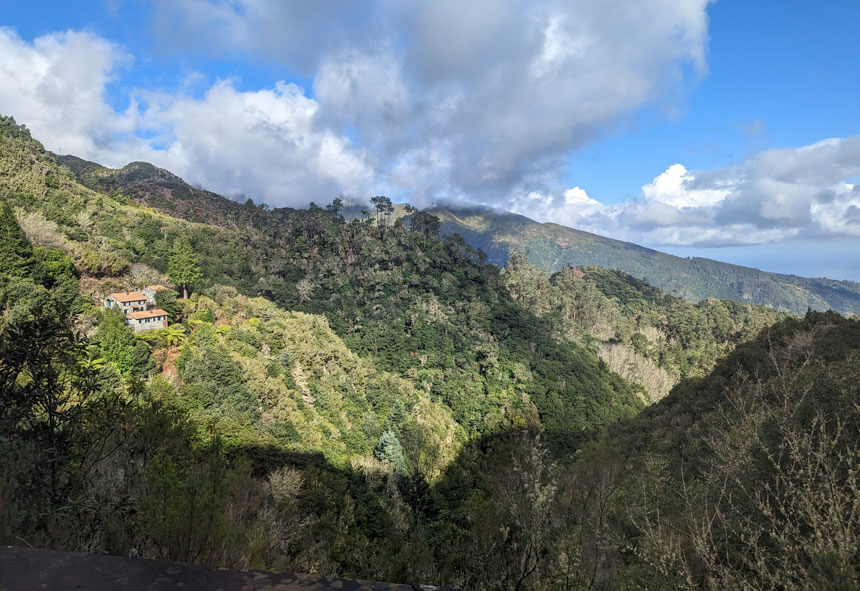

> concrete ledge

[{"left": 0, "top": 546, "right": 433, "bottom": 590}]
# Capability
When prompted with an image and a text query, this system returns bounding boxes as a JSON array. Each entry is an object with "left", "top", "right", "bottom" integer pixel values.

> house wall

[
  {"left": 107, "top": 297, "right": 147, "bottom": 314},
  {"left": 128, "top": 316, "right": 167, "bottom": 333},
  {"left": 143, "top": 287, "right": 171, "bottom": 305}
]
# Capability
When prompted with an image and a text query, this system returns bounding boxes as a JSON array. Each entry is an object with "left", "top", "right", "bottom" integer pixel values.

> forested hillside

[
  {"left": 3, "top": 114, "right": 858, "bottom": 589},
  {"left": 2, "top": 119, "right": 639, "bottom": 449},
  {"left": 1, "top": 115, "right": 640, "bottom": 583},
  {"left": 51, "top": 134, "right": 785, "bottom": 406},
  {"left": 502, "top": 253, "right": 785, "bottom": 400},
  {"left": 431, "top": 205, "right": 860, "bottom": 316},
  {"left": 570, "top": 310, "right": 860, "bottom": 588}
]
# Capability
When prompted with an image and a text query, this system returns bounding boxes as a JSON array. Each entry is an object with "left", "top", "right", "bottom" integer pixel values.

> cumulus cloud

[
  {"left": 641, "top": 164, "right": 730, "bottom": 208},
  {"left": 149, "top": 0, "right": 713, "bottom": 203},
  {"left": 0, "top": 27, "right": 373, "bottom": 204},
  {"left": 0, "top": 27, "right": 136, "bottom": 157},
  {"left": 136, "top": 80, "right": 374, "bottom": 202},
  {"left": 519, "top": 135, "right": 860, "bottom": 246},
  {"left": 0, "top": 1, "right": 714, "bottom": 207}
]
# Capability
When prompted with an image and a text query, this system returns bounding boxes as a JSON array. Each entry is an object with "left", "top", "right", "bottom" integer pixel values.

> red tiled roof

[
  {"left": 146, "top": 284, "right": 170, "bottom": 291},
  {"left": 108, "top": 291, "right": 147, "bottom": 303},
  {"left": 126, "top": 309, "right": 168, "bottom": 320}
]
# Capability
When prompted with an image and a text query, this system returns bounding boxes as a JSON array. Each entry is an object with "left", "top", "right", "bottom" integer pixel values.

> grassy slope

[
  {"left": 163, "top": 292, "right": 465, "bottom": 478},
  {"left": 430, "top": 205, "right": 860, "bottom": 316}
]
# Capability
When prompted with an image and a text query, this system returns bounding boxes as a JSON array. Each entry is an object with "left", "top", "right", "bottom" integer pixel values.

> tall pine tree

[
  {"left": 375, "top": 430, "right": 408, "bottom": 475},
  {"left": 0, "top": 202, "right": 34, "bottom": 278},
  {"left": 93, "top": 308, "right": 153, "bottom": 376},
  {"left": 167, "top": 237, "right": 202, "bottom": 299}
]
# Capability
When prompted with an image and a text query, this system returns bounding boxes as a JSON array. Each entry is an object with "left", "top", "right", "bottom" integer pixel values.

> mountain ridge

[
  {"left": 428, "top": 205, "right": 860, "bottom": 315},
  {"left": 53, "top": 152, "right": 860, "bottom": 316}
]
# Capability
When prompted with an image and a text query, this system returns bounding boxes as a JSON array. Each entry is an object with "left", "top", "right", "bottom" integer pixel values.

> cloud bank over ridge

[
  {"left": 1, "top": 2, "right": 858, "bottom": 248},
  {"left": 0, "top": 1, "right": 711, "bottom": 203}
]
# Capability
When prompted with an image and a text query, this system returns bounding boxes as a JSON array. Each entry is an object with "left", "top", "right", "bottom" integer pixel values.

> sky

[{"left": 1, "top": 0, "right": 859, "bottom": 280}]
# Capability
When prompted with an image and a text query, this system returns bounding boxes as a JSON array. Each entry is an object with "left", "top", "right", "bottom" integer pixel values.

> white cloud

[
  {"left": 0, "top": 1, "right": 715, "bottom": 207},
  {"left": 0, "top": 28, "right": 373, "bottom": 205},
  {"left": 137, "top": 80, "right": 374, "bottom": 203},
  {"left": 0, "top": 28, "right": 135, "bottom": 157},
  {"left": 564, "top": 186, "right": 601, "bottom": 208},
  {"left": 641, "top": 163, "right": 730, "bottom": 208},
  {"left": 509, "top": 185, "right": 610, "bottom": 231},
  {"left": 148, "top": 0, "right": 714, "bottom": 203},
  {"left": 516, "top": 135, "right": 860, "bottom": 246}
]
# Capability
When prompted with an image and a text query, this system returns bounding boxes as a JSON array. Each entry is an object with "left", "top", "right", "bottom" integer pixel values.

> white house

[
  {"left": 105, "top": 290, "right": 148, "bottom": 315},
  {"left": 104, "top": 285, "right": 173, "bottom": 333},
  {"left": 125, "top": 309, "right": 169, "bottom": 333}
]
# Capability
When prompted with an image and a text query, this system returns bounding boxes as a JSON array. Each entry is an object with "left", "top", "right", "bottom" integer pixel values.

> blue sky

[
  {"left": 566, "top": 0, "right": 860, "bottom": 203},
  {"left": 1, "top": 1, "right": 859, "bottom": 280}
]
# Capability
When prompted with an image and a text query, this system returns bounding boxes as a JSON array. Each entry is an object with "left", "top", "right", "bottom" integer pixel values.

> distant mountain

[
  {"left": 55, "top": 155, "right": 253, "bottom": 228},
  {"left": 429, "top": 205, "right": 860, "bottom": 316}
]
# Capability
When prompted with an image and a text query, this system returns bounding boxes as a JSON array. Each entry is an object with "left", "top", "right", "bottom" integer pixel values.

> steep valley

[{"left": 2, "top": 115, "right": 859, "bottom": 589}]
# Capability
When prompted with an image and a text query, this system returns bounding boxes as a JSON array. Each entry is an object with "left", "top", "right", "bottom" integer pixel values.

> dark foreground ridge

[{"left": 0, "top": 546, "right": 440, "bottom": 591}]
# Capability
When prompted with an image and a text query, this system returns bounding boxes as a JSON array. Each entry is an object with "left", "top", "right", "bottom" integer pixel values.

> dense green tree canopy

[
  {"left": 168, "top": 237, "right": 202, "bottom": 299},
  {"left": 93, "top": 308, "right": 154, "bottom": 377},
  {"left": 0, "top": 202, "right": 34, "bottom": 279},
  {"left": 154, "top": 288, "right": 182, "bottom": 323}
]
